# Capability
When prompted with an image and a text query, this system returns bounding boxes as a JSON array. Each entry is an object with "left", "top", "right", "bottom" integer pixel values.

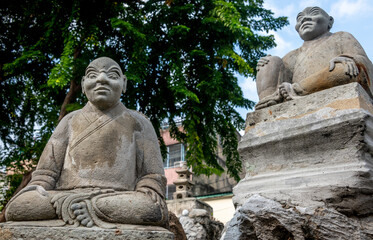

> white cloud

[
  {"left": 239, "top": 77, "right": 259, "bottom": 102},
  {"left": 330, "top": 0, "right": 372, "bottom": 19},
  {"left": 267, "top": 31, "right": 295, "bottom": 57},
  {"left": 298, "top": 0, "right": 321, "bottom": 9},
  {"left": 264, "top": 1, "right": 297, "bottom": 19}
]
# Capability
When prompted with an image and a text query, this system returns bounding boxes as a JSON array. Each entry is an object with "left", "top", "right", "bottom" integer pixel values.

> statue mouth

[
  {"left": 94, "top": 87, "right": 110, "bottom": 92},
  {"left": 301, "top": 22, "right": 313, "bottom": 30}
]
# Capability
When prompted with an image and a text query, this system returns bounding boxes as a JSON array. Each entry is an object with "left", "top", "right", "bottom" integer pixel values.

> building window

[{"left": 163, "top": 143, "right": 185, "bottom": 168}]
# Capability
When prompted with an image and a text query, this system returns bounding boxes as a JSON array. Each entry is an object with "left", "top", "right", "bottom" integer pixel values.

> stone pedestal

[
  {"left": 0, "top": 221, "right": 174, "bottom": 240},
  {"left": 234, "top": 83, "right": 373, "bottom": 214},
  {"left": 167, "top": 198, "right": 213, "bottom": 217},
  {"left": 225, "top": 83, "right": 373, "bottom": 239}
]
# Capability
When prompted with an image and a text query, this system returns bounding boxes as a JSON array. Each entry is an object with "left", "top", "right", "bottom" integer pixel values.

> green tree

[{"left": 0, "top": 0, "right": 287, "bottom": 200}]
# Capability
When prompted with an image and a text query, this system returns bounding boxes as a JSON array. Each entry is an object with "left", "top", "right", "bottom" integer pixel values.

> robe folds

[
  {"left": 281, "top": 31, "right": 373, "bottom": 94},
  {"left": 29, "top": 101, "right": 166, "bottom": 198}
]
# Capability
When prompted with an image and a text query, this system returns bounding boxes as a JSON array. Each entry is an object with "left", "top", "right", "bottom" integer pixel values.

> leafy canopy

[{"left": 0, "top": 0, "right": 287, "bottom": 189}]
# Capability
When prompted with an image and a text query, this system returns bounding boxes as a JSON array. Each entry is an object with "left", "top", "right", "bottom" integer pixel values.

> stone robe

[
  {"left": 281, "top": 31, "right": 373, "bottom": 95},
  {"left": 6, "top": 102, "right": 167, "bottom": 227},
  {"left": 30, "top": 101, "right": 165, "bottom": 195}
]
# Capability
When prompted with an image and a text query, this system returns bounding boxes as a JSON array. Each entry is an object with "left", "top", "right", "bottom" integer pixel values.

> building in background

[{"left": 161, "top": 124, "right": 242, "bottom": 223}]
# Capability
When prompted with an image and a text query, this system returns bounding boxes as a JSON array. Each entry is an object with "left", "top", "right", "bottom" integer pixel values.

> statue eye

[
  {"left": 296, "top": 14, "right": 304, "bottom": 22},
  {"left": 87, "top": 72, "right": 98, "bottom": 79},
  {"left": 108, "top": 72, "right": 120, "bottom": 79}
]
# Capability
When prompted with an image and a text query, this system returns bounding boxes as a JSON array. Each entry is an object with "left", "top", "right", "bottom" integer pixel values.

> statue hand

[
  {"left": 17, "top": 185, "right": 49, "bottom": 197},
  {"left": 256, "top": 55, "right": 271, "bottom": 72},
  {"left": 329, "top": 56, "right": 359, "bottom": 77},
  {"left": 136, "top": 187, "right": 162, "bottom": 205}
]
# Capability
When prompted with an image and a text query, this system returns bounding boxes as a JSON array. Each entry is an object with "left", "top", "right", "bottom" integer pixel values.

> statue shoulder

[
  {"left": 57, "top": 109, "right": 81, "bottom": 125},
  {"left": 332, "top": 31, "right": 360, "bottom": 42},
  {"left": 126, "top": 109, "right": 154, "bottom": 129}
]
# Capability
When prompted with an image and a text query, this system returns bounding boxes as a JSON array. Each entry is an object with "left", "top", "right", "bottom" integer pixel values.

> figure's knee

[
  {"left": 5, "top": 190, "right": 56, "bottom": 221},
  {"left": 94, "top": 192, "right": 167, "bottom": 226},
  {"left": 256, "top": 56, "right": 284, "bottom": 100}
]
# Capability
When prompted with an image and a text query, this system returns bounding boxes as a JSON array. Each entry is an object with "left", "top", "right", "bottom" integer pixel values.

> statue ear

[
  {"left": 122, "top": 75, "right": 127, "bottom": 94},
  {"left": 81, "top": 76, "right": 86, "bottom": 94},
  {"left": 328, "top": 16, "right": 334, "bottom": 30}
]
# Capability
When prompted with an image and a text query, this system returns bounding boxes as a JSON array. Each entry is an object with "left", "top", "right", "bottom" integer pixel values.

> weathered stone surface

[
  {"left": 167, "top": 197, "right": 213, "bottom": 217},
  {"left": 179, "top": 209, "right": 224, "bottom": 240},
  {"left": 221, "top": 195, "right": 373, "bottom": 240},
  {"left": 4, "top": 57, "right": 170, "bottom": 230},
  {"left": 0, "top": 222, "right": 174, "bottom": 240},
  {"left": 168, "top": 212, "right": 187, "bottom": 240},
  {"left": 234, "top": 83, "right": 373, "bottom": 219},
  {"left": 255, "top": 6, "right": 373, "bottom": 110}
]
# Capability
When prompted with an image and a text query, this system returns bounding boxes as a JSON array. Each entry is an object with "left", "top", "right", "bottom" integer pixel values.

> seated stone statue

[
  {"left": 5, "top": 57, "right": 168, "bottom": 228},
  {"left": 255, "top": 6, "right": 373, "bottom": 110}
]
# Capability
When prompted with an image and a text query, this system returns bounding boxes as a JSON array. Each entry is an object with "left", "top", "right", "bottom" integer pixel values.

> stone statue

[
  {"left": 255, "top": 6, "right": 373, "bottom": 110},
  {"left": 5, "top": 57, "right": 168, "bottom": 228}
]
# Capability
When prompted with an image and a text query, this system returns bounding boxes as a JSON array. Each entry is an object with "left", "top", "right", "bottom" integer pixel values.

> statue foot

[
  {"left": 279, "top": 82, "right": 303, "bottom": 101},
  {"left": 255, "top": 90, "right": 283, "bottom": 110},
  {"left": 71, "top": 201, "right": 94, "bottom": 227}
]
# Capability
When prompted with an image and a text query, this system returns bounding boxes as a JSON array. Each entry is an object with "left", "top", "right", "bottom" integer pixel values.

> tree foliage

[{"left": 0, "top": 0, "right": 287, "bottom": 193}]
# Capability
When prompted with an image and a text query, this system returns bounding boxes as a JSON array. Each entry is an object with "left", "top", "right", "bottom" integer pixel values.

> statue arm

[
  {"left": 135, "top": 115, "right": 166, "bottom": 199},
  {"left": 29, "top": 113, "right": 73, "bottom": 190},
  {"left": 280, "top": 33, "right": 373, "bottom": 100},
  {"left": 334, "top": 32, "right": 373, "bottom": 86}
]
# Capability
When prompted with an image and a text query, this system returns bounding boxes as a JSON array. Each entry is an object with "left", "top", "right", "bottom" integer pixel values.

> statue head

[
  {"left": 295, "top": 6, "right": 334, "bottom": 41},
  {"left": 82, "top": 57, "right": 127, "bottom": 110}
]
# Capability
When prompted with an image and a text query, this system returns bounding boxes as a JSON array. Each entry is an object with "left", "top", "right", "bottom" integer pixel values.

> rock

[
  {"left": 189, "top": 209, "right": 209, "bottom": 218},
  {"left": 182, "top": 209, "right": 189, "bottom": 216},
  {"left": 168, "top": 211, "right": 187, "bottom": 240},
  {"left": 221, "top": 195, "right": 373, "bottom": 240},
  {"left": 180, "top": 211, "right": 224, "bottom": 240}
]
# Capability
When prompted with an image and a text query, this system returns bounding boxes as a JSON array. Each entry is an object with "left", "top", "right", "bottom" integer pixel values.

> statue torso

[
  {"left": 56, "top": 102, "right": 141, "bottom": 191},
  {"left": 283, "top": 32, "right": 366, "bottom": 84}
]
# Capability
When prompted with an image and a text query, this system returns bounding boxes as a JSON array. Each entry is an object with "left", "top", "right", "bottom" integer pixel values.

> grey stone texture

[
  {"left": 168, "top": 212, "right": 187, "bottom": 240},
  {"left": 221, "top": 195, "right": 373, "bottom": 240},
  {"left": 255, "top": 6, "right": 373, "bottom": 110},
  {"left": 167, "top": 198, "right": 213, "bottom": 217},
  {"left": 4, "top": 57, "right": 171, "bottom": 232},
  {"left": 179, "top": 209, "right": 224, "bottom": 240},
  {"left": 234, "top": 83, "right": 373, "bottom": 217},
  {"left": 227, "top": 83, "right": 373, "bottom": 239},
  {"left": 0, "top": 222, "right": 174, "bottom": 240}
]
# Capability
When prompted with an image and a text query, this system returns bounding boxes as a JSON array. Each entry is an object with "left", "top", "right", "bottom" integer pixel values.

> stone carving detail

[
  {"left": 255, "top": 6, "right": 373, "bottom": 109},
  {"left": 173, "top": 162, "right": 194, "bottom": 199},
  {"left": 5, "top": 57, "right": 168, "bottom": 228}
]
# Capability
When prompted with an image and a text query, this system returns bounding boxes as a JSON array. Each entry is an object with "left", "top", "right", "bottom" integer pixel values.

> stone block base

[
  {"left": 0, "top": 221, "right": 174, "bottom": 240},
  {"left": 234, "top": 83, "right": 373, "bottom": 217}
]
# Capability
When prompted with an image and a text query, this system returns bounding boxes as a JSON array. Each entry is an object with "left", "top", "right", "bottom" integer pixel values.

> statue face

[
  {"left": 295, "top": 7, "right": 333, "bottom": 41},
  {"left": 82, "top": 57, "right": 126, "bottom": 110}
]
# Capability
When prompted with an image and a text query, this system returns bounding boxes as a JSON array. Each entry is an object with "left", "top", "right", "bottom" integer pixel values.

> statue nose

[
  {"left": 301, "top": 17, "right": 312, "bottom": 24},
  {"left": 97, "top": 73, "right": 109, "bottom": 83}
]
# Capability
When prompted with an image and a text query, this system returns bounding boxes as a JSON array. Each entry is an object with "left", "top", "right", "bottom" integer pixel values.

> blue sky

[{"left": 236, "top": 0, "right": 373, "bottom": 121}]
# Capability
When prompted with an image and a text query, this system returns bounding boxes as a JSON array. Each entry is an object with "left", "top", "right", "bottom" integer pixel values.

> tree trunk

[
  {"left": 58, "top": 47, "right": 82, "bottom": 122},
  {"left": 58, "top": 78, "right": 81, "bottom": 121}
]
